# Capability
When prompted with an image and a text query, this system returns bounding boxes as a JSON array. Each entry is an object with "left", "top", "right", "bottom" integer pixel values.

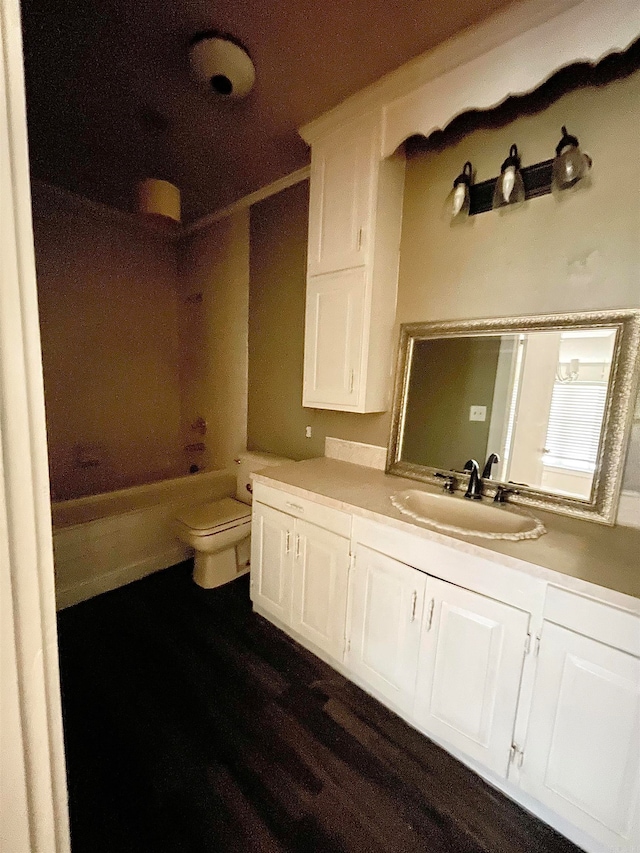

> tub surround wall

[
  {"left": 178, "top": 211, "right": 250, "bottom": 472},
  {"left": 33, "top": 185, "right": 182, "bottom": 501}
]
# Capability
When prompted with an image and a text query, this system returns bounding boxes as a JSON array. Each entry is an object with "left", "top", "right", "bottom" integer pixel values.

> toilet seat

[{"left": 175, "top": 497, "right": 251, "bottom": 537}]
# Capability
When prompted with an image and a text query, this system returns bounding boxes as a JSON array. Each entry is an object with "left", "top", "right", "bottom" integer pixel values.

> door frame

[{"left": 0, "top": 1, "right": 70, "bottom": 849}]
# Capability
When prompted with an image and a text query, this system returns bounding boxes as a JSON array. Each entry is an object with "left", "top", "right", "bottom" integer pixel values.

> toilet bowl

[{"left": 174, "top": 452, "right": 291, "bottom": 589}]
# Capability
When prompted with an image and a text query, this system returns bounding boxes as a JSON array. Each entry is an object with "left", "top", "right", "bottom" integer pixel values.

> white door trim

[{"left": 0, "top": 1, "right": 70, "bottom": 849}]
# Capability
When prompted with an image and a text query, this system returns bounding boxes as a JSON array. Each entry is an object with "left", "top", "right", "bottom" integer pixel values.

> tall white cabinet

[{"left": 301, "top": 114, "right": 405, "bottom": 413}]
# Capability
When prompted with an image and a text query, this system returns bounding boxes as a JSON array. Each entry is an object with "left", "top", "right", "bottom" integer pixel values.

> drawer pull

[
  {"left": 286, "top": 502, "right": 304, "bottom": 512},
  {"left": 285, "top": 531, "right": 291, "bottom": 554},
  {"left": 295, "top": 534, "right": 301, "bottom": 559}
]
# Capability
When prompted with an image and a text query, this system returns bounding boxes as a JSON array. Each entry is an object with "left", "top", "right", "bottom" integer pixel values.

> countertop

[{"left": 253, "top": 457, "right": 640, "bottom": 607}]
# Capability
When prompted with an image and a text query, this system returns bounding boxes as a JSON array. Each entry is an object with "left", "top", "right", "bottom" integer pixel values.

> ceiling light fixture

[
  {"left": 137, "top": 179, "right": 181, "bottom": 225},
  {"left": 189, "top": 32, "right": 256, "bottom": 99}
]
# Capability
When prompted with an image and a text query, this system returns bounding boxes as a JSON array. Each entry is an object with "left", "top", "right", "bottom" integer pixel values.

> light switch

[
  {"left": 305, "top": 426, "right": 312, "bottom": 438},
  {"left": 469, "top": 406, "right": 487, "bottom": 422}
]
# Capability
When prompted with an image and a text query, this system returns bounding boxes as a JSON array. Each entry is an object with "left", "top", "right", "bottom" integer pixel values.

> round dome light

[{"left": 189, "top": 33, "right": 255, "bottom": 99}]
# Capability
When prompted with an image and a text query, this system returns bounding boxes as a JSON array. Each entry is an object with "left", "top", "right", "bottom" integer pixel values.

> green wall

[
  {"left": 248, "top": 182, "right": 388, "bottom": 459},
  {"left": 247, "top": 70, "right": 640, "bottom": 485},
  {"left": 402, "top": 337, "right": 501, "bottom": 471}
]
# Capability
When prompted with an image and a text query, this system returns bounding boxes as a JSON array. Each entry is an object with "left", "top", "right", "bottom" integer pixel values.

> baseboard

[
  {"left": 56, "top": 545, "right": 191, "bottom": 610},
  {"left": 617, "top": 490, "right": 640, "bottom": 528}
]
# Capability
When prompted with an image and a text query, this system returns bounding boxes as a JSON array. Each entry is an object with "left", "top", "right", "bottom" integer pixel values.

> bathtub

[{"left": 52, "top": 468, "right": 236, "bottom": 609}]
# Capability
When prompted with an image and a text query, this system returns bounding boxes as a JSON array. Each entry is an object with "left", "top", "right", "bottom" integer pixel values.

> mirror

[{"left": 387, "top": 311, "right": 640, "bottom": 523}]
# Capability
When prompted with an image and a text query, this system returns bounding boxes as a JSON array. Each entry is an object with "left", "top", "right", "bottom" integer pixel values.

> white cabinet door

[
  {"left": 413, "top": 578, "right": 530, "bottom": 777},
  {"left": 290, "top": 519, "right": 350, "bottom": 662},
  {"left": 302, "top": 267, "right": 366, "bottom": 409},
  {"left": 520, "top": 622, "right": 640, "bottom": 852},
  {"left": 306, "top": 116, "right": 377, "bottom": 276},
  {"left": 347, "top": 545, "right": 426, "bottom": 713},
  {"left": 250, "top": 503, "right": 293, "bottom": 624}
]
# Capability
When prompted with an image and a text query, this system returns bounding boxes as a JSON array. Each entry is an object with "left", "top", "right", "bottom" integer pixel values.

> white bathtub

[{"left": 52, "top": 468, "right": 236, "bottom": 609}]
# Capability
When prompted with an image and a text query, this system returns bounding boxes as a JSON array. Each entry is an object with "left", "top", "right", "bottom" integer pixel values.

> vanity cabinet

[
  {"left": 250, "top": 486, "right": 351, "bottom": 662},
  {"left": 519, "top": 593, "right": 640, "bottom": 852},
  {"left": 250, "top": 475, "right": 640, "bottom": 853},
  {"left": 347, "top": 545, "right": 426, "bottom": 714},
  {"left": 347, "top": 544, "right": 531, "bottom": 775},
  {"left": 302, "top": 114, "right": 405, "bottom": 413},
  {"left": 413, "top": 578, "right": 530, "bottom": 778}
]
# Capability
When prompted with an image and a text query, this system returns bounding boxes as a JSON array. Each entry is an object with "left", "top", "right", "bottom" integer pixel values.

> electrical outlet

[
  {"left": 469, "top": 405, "right": 487, "bottom": 422},
  {"left": 305, "top": 426, "right": 312, "bottom": 438}
]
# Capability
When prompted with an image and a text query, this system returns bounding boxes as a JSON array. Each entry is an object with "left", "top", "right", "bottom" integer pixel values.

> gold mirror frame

[{"left": 387, "top": 310, "right": 640, "bottom": 524}]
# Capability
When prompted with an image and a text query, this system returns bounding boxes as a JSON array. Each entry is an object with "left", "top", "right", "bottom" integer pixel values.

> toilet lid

[{"left": 176, "top": 497, "right": 251, "bottom": 535}]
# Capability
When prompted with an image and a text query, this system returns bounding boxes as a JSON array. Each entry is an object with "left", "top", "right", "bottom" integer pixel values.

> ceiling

[{"left": 20, "top": 0, "right": 516, "bottom": 222}]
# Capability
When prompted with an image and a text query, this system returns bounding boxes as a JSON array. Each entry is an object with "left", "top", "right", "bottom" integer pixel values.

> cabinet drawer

[
  {"left": 253, "top": 482, "right": 351, "bottom": 539},
  {"left": 544, "top": 585, "right": 640, "bottom": 657}
]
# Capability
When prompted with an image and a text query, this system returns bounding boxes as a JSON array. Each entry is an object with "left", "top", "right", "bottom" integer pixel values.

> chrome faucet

[{"left": 463, "top": 459, "right": 483, "bottom": 500}]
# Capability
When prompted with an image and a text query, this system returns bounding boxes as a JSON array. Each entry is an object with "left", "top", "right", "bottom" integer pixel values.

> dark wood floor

[{"left": 57, "top": 562, "right": 579, "bottom": 853}]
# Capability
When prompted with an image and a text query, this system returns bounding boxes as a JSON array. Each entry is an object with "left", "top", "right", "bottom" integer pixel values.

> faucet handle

[
  {"left": 493, "top": 485, "right": 520, "bottom": 503},
  {"left": 434, "top": 472, "right": 457, "bottom": 492}
]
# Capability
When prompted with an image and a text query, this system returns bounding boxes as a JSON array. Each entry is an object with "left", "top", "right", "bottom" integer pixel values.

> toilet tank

[{"left": 235, "top": 452, "right": 293, "bottom": 505}]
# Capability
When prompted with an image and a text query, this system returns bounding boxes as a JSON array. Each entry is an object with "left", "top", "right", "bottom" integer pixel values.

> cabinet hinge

[{"left": 509, "top": 743, "right": 524, "bottom": 768}]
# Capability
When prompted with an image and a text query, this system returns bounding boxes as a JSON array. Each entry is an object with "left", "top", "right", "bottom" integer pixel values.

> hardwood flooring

[{"left": 57, "top": 562, "right": 579, "bottom": 853}]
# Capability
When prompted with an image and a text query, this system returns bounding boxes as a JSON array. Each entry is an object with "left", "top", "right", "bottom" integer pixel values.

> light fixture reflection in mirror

[{"left": 387, "top": 311, "right": 640, "bottom": 524}]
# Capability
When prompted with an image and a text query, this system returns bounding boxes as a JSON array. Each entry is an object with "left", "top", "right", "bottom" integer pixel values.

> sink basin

[{"left": 390, "top": 489, "right": 546, "bottom": 541}]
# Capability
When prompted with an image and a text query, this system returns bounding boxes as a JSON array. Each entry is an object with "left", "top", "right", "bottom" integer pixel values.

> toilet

[{"left": 174, "top": 452, "right": 291, "bottom": 589}]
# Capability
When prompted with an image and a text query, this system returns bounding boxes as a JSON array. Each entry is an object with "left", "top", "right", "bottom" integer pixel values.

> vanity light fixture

[
  {"left": 552, "top": 126, "right": 592, "bottom": 190},
  {"left": 492, "top": 144, "right": 525, "bottom": 209},
  {"left": 449, "top": 161, "right": 473, "bottom": 220}
]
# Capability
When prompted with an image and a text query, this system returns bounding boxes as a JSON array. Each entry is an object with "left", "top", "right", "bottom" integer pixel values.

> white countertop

[{"left": 253, "top": 457, "right": 640, "bottom": 608}]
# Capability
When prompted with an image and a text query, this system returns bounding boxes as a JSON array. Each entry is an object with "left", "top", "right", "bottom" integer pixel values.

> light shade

[
  {"left": 137, "top": 179, "right": 181, "bottom": 223},
  {"left": 552, "top": 126, "right": 592, "bottom": 190},
  {"left": 448, "top": 161, "right": 473, "bottom": 220},
  {"left": 492, "top": 144, "right": 525, "bottom": 209}
]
